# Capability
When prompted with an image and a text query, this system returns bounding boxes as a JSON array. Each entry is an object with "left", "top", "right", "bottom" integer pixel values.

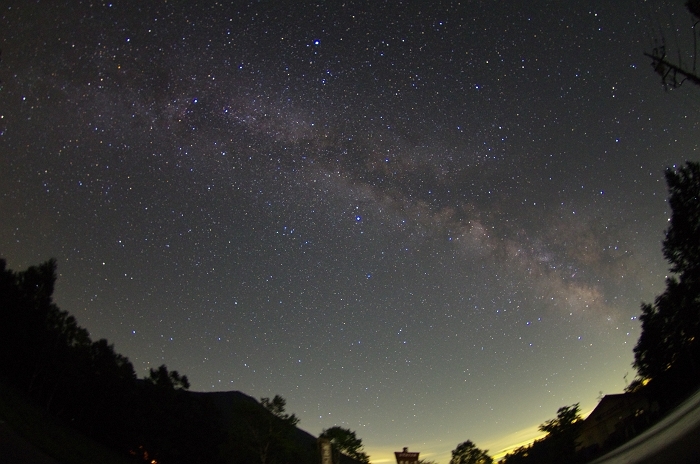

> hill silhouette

[
  {"left": 194, "top": 390, "right": 319, "bottom": 448},
  {"left": 0, "top": 258, "right": 366, "bottom": 464}
]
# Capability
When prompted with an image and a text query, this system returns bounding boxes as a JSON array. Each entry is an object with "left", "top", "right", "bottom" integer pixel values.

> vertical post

[{"left": 319, "top": 437, "right": 333, "bottom": 464}]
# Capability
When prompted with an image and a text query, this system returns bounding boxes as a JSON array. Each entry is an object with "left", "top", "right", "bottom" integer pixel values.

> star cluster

[{"left": 1, "top": 1, "right": 699, "bottom": 462}]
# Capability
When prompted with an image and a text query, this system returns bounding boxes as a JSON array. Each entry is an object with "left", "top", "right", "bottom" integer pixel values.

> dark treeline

[
  {"left": 631, "top": 161, "right": 700, "bottom": 407},
  {"left": 0, "top": 258, "right": 327, "bottom": 464},
  {"left": 0, "top": 257, "right": 223, "bottom": 463},
  {"left": 498, "top": 162, "right": 700, "bottom": 464},
  {"left": 1, "top": 169, "right": 696, "bottom": 464},
  {"left": 499, "top": 404, "right": 584, "bottom": 464}
]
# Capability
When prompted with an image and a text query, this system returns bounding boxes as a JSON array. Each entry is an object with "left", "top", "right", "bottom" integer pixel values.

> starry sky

[{"left": 1, "top": 1, "right": 699, "bottom": 462}]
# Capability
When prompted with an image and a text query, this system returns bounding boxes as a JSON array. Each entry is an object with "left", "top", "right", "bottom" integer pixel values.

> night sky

[{"left": 1, "top": 1, "right": 699, "bottom": 462}]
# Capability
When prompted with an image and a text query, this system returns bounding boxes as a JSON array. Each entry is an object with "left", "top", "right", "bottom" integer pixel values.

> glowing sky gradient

[{"left": 1, "top": 1, "right": 699, "bottom": 462}]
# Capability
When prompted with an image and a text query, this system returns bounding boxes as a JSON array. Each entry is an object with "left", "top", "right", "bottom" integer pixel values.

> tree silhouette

[
  {"left": 501, "top": 403, "right": 583, "bottom": 464},
  {"left": 645, "top": 2, "right": 700, "bottom": 89},
  {"left": 663, "top": 161, "right": 700, "bottom": 281},
  {"left": 0, "top": 258, "right": 225, "bottom": 464},
  {"left": 633, "top": 162, "right": 700, "bottom": 397},
  {"left": 537, "top": 403, "right": 583, "bottom": 461},
  {"left": 538, "top": 403, "right": 583, "bottom": 436},
  {"left": 260, "top": 395, "right": 299, "bottom": 426},
  {"left": 221, "top": 394, "right": 304, "bottom": 464},
  {"left": 0, "top": 257, "right": 323, "bottom": 463},
  {"left": 147, "top": 364, "right": 191, "bottom": 390},
  {"left": 319, "top": 426, "right": 370, "bottom": 464},
  {"left": 449, "top": 440, "right": 493, "bottom": 464}
]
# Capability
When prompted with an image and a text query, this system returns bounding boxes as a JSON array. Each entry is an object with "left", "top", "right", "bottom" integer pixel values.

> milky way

[{"left": 1, "top": 1, "right": 699, "bottom": 462}]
